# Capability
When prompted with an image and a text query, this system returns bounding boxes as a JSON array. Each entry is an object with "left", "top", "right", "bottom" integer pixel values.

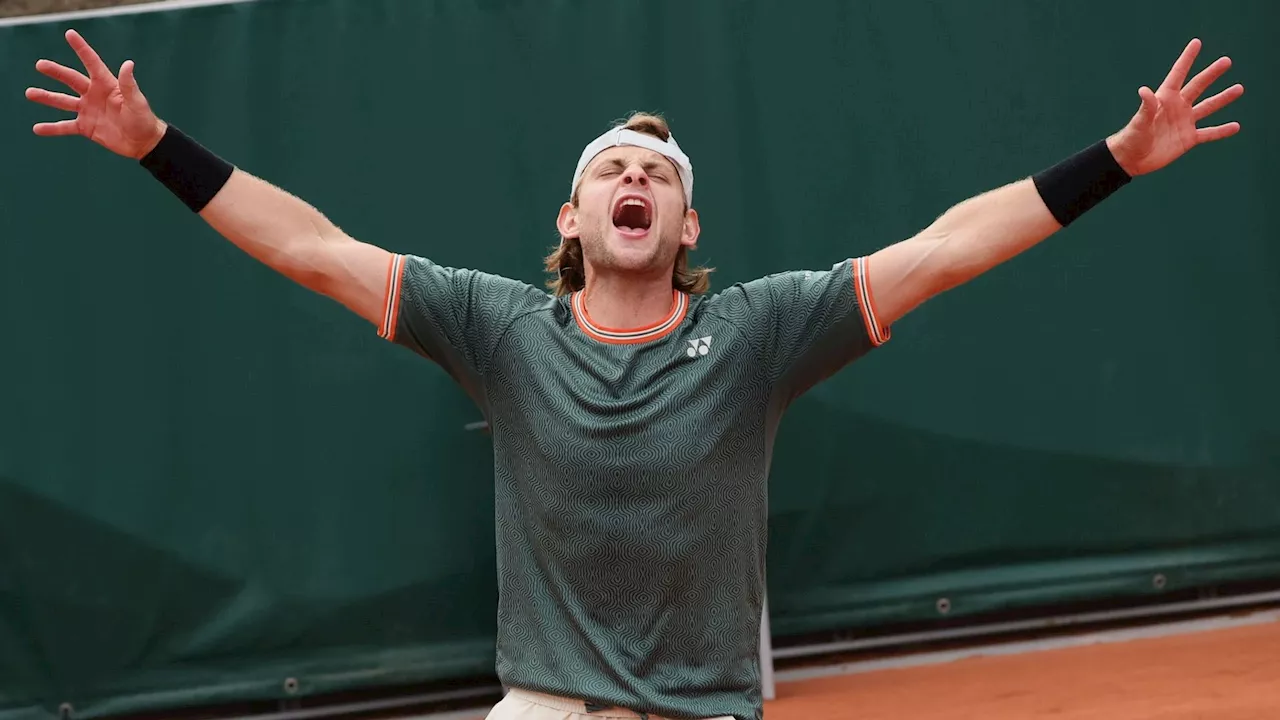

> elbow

[
  {"left": 905, "top": 228, "right": 968, "bottom": 297},
  {"left": 930, "top": 247, "right": 975, "bottom": 296},
  {"left": 919, "top": 216, "right": 988, "bottom": 295},
  {"left": 277, "top": 229, "right": 353, "bottom": 295}
]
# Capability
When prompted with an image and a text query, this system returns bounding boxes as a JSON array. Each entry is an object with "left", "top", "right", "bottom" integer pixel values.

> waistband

[{"left": 504, "top": 688, "right": 731, "bottom": 720}]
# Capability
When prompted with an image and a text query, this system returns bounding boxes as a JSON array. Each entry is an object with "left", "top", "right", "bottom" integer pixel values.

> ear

[
  {"left": 680, "top": 208, "right": 701, "bottom": 249},
  {"left": 556, "top": 202, "right": 579, "bottom": 240}
]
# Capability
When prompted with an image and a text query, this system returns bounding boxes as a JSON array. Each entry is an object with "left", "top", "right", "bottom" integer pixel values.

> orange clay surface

[{"left": 764, "top": 620, "right": 1280, "bottom": 720}]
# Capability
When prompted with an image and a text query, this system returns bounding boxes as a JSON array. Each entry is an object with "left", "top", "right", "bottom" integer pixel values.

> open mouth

[{"left": 611, "top": 195, "right": 653, "bottom": 236}]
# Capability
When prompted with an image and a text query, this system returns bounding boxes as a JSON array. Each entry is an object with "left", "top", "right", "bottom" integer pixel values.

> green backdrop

[{"left": 2, "top": 0, "right": 1276, "bottom": 718}]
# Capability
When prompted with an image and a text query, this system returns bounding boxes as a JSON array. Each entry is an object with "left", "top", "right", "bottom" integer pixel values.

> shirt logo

[{"left": 686, "top": 336, "right": 713, "bottom": 357}]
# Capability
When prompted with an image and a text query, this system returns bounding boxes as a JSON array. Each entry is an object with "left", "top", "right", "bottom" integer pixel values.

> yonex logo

[{"left": 686, "top": 336, "right": 713, "bottom": 357}]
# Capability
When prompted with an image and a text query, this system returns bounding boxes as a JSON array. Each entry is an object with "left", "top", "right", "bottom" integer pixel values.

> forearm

[
  {"left": 880, "top": 178, "right": 1060, "bottom": 305},
  {"left": 199, "top": 169, "right": 367, "bottom": 293},
  {"left": 141, "top": 123, "right": 392, "bottom": 325},
  {"left": 868, "top": 140, "right": 1131, "bottom": 326}
]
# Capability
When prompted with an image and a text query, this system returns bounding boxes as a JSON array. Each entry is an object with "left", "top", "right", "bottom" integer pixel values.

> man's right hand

[{"left": 26, "top": 29, "right": 166, "bottom": 160}]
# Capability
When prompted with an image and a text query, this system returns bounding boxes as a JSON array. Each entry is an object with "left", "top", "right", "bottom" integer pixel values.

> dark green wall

[{"left": 1, "top": 0, "right": 1275, "bottom": 718}]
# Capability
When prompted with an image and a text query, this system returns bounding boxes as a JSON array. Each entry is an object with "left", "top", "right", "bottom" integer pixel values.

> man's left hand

[{"left": 1106, "top": 38, "right": 1244, "bottom": 177}]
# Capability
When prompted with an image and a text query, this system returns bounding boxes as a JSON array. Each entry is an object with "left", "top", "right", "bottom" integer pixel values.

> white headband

[{"left": 570, "top": 127, "right": 694, "bottom": 207}]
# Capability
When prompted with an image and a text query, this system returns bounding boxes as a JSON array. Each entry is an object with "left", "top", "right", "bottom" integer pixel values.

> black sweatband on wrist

[
  {"left": 139, "top": 125, "right": 235, "bottom": 213},
  {"left": 1032, "top": 140, "right": 1132, "bottom": 227}
]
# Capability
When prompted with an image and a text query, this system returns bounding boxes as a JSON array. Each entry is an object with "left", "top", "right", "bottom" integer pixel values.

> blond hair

[{"left": 544, "top": 112, "right": 713, "bottom": 296}]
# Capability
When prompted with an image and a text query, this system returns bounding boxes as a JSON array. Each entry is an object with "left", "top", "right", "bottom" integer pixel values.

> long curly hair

[{"left": 544, "top": 113, "right": 713, "bottom": 296}]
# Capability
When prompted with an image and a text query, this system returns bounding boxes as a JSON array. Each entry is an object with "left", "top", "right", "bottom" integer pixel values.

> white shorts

[{"left": 484, "top": 688, "right": 735, "bottom": 720}]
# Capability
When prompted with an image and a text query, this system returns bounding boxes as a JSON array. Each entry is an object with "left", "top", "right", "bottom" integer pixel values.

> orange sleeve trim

[
  {"left": 378, "top": 254, "right": 406, "bottom": 340},
  {"left": 853, "top": 256, "right": 890, "bottom": 346}
]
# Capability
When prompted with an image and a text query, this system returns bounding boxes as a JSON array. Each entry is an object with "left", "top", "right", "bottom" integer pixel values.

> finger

[
  {"left": 1160, "top": 37, "right": 1201, "bottom": 92},
  {"left": 1196, "top": 122, "right": 1241, "bottom": 144},
  {"left": 24, "top": 87, "right": 80, "bottom": 113},
  {"left": 118, "top": 60, "right": 142, "bottom": 103},
  {"left": 35, "top": 59, "right": 90, "bottom": 95},
  {"left": 65, "top": 28, "right": 114, "bottom": 80},
  {"left": 1193, "top": 84, "right": 1244, "bottom": 121},
  {"left": 1182, "top": 56, "right": 1232, "bottom": 102},
  {"left": 32, "top": 120, "right": 81, "bottom": 137},
  {"left": 1134, "top": 86, "right": 1159, "bottom": 125}
]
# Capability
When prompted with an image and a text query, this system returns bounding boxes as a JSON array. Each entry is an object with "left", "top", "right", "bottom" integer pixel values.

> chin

[
  {"left": 608, "top": 246, "right": 662, "bottom": 270},
  {"left": 598, "top": 237, "right": 662, "bottom": 271}
]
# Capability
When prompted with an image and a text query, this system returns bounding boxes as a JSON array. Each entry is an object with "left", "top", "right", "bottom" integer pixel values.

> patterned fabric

[{"left": 381, "top": 254, "right": 887, "bottom": 720}]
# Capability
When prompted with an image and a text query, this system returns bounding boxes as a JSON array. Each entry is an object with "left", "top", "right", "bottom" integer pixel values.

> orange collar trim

[{"left": 572, "top": 289, "right": 689, "bottom": 345}]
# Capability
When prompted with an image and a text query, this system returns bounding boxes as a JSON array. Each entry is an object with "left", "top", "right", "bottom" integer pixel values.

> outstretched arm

[
  {"left": 190, "top": 168, "right": 392, "bottom": 327},
  {"left": 867, "top": 38, "right": 1244, "bottom": 328},
  {"left": 25, "top": 30, "right": 392, "bottom": 327}
]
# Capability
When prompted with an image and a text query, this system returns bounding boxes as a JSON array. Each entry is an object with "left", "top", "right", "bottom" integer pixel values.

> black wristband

[
  {"left": 139, "top": 125, "right": 235, "bottom": 213},
  {"left": 1032, "top": 140, "right": 1132, "bottom": 227}
]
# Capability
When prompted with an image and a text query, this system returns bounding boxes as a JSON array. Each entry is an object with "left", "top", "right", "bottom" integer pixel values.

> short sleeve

[
  {"left": 710, "top": 256, "right": 890, "bottom": 401},
  {"left": 378, "top": 253, "right": 549, "bottom": 391}
]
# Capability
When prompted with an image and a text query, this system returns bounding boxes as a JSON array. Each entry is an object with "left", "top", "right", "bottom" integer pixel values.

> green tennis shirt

[{"left": 378, "top": 253, "right": 889, "bottom": 720}]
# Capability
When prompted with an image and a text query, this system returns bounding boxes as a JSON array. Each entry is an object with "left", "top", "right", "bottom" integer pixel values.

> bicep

[
  {"left": 867, "top": 178, "right": 1062, "bottom": 326},
  {"left": 865, "top": 232, "right": 949, "bottom": 328},
  {"left": 195, "top": 169, "right": 395, "bottom": 329},
  {"left": 311, "top": 235, "right": 396, "bottom": 330}
]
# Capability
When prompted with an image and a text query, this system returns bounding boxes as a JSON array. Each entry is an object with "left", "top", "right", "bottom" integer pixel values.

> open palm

[
  {"left": 25, "top": 29, "right": 165, "bottom": 160},
  {"left": 1109, "top": 38, "right": 1244, "bottom": 177}
]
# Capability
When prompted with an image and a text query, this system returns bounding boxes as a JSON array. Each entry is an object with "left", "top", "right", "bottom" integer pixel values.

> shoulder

[
  {"left": 502, "top": 288, "right": 574, "bottom": 333},
  {"left": 397, "top": 254, "right": 556, "bottom": 312},
  {"left": 399, "top": 254, "right": 532, "bottom": 290},
  {"left": 700, "top": 260, "right": 856, "bottom": 319}
]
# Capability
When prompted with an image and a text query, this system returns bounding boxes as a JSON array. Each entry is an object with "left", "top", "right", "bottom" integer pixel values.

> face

[{"left": 557, "top": 146, "right": 700, "bottom": 283}]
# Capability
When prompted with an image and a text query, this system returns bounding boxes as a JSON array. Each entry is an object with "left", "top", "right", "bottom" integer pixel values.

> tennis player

[{"left": 26, "top": 30, "right": 1242, "bottom": 720}]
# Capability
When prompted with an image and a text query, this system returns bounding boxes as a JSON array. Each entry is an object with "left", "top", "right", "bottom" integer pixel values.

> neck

[{"left": 580, "top": 271, "right": 676, "bottom": 329}]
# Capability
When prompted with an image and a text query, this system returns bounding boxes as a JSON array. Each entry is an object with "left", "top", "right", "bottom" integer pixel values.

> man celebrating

[{"left": 26, "top": 29, "right": 1242, "bottom": 720}]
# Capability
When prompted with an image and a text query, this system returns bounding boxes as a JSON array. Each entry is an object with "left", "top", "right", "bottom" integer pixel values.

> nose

[{"left": 622, "top": 165, "right": 649, "bottom": 189}]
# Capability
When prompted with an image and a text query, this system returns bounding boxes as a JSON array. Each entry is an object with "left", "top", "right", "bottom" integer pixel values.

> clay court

[
  {"left": 764, "top": 612, "right": 1280, "bottom": 720},
  {"left": 422, "top": 609, "right": 1280, "bottom": 720}
]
